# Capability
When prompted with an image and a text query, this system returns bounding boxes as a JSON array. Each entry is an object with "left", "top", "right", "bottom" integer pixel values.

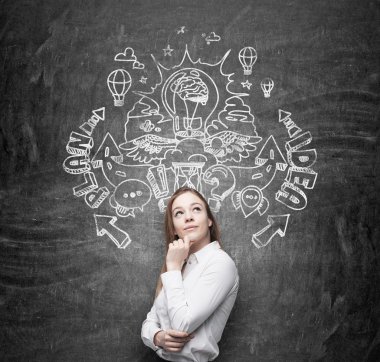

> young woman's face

[{"left": 171, "top": 191, "right": 212, "bottom": 252}]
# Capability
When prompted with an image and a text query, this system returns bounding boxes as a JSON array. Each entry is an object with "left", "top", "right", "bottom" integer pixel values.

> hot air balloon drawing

[
  {"left": 238, "top": 47, "right": 257, "bottom": 75},
  {"left": 260, "top": 77, "right": 274, "bottom": 98},
  {"left": 107, "top": 69, "right": 132, "bottom": 106}
]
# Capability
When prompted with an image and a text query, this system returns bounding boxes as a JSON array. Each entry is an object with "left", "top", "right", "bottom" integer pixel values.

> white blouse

[{"left": 141, "top": 241, "right": 239, "bottom": 362}]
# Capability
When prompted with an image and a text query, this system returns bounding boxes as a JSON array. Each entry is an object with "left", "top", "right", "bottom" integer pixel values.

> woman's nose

[{"left": 185, "top": 212, "right": 194, "bottom": 221}]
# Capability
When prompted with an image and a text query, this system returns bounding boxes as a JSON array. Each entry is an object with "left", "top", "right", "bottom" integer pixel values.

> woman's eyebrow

[{"left": 172, "top": 202, "right": 202, "bottom": 212}]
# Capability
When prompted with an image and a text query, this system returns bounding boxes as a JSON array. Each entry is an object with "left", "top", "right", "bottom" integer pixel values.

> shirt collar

[{"left": 191, "top": 240, "right": 220, "bottom": 264}]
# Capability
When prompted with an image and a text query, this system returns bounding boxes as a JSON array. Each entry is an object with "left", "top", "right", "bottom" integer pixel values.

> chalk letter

[
  {"left": 73, "top": 172, "right": 98, "bottom": 197},
  {"left": 63, "top": 154, "right": 90, "bottom": 174},
  {"left": 286, "top": 167, "right": 318, "bottom": 189},
  {"left": 276, "top": 182, "right": 307, "bottom": 210},
  {"left": 66, "top": 132, "right": 93, "bottom": 155},
  {"left": 85, "top": 186, "right": 110, "bottom": 208}
]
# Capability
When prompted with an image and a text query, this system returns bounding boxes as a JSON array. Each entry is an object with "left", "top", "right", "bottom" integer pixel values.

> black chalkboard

[{"left": 1, "top": 0, "right": 379, "bottom": 361}]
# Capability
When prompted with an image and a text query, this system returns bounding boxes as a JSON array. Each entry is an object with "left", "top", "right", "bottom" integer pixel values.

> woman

[{"left": 141, "top": 186, "right": 239, "bottom": 361}]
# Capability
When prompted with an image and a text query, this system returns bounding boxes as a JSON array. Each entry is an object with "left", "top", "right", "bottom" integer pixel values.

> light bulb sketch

[
  {"left": 238, "top": 47, "right": 257, "bottom": 75},
  {"left": 107, "top": 69, "right": 132, "bottom": 106},
  {"left": 260, "top": 77, "right": 274, "bottom": 98},
  {"left": 162, "top": 68, "right": 218, "bottom": 139}
]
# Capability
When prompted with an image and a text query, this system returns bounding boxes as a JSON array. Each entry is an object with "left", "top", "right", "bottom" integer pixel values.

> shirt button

[{"left": 188, "top": 261, "right": 192, "bottom": 264}]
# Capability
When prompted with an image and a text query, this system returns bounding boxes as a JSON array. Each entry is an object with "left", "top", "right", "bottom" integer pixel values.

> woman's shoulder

[{"left": 210, "top": 245, "right": 238, "bottom": 272}]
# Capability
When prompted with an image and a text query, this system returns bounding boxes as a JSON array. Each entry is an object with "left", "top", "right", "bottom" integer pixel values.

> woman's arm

[
  {"left": 141, "top": 302, "right": 194, "bottom": 352},
  {"left": 141, "top": 304, "right": 163, "bottom": 351},
  {"left": 161, "top": 253, "right": 238, "bottom": 333}
]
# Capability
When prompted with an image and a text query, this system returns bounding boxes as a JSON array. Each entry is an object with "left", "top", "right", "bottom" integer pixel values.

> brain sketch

[{"left": 169, "top": 71, "right": 209, "bottom": 105}]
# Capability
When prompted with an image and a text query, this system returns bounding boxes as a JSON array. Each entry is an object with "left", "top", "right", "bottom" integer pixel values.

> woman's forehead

[{"left": 172, "top": 191, "right": 205, "bottom": 209}]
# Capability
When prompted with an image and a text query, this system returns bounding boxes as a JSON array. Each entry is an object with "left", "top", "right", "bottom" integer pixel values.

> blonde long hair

[{"left": 155, "top": 187, "right": 221, "bottom": 298}]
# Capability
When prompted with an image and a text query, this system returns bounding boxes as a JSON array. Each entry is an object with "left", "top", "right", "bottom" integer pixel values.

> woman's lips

[{"left": 184, "top": 225, "right": 197, "bottom": 231}]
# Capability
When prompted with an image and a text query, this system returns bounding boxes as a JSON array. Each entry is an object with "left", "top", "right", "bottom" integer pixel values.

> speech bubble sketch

[
  {"left": 261, "top": 78, "right": 274, "bottom": 98},
  {"left": 109, "top": 179, "right": 152, "bottom": 218},
  {"left": 252, "top": 214, "right": 290, "bottom": 248},
  {"left": 107, "top": 69, "right": 132, "bottom": 106},
  {"left": 241, "top": 80, "right": 252, "bottom": 90},
  {"left": 239, "top": 46, "right": 257, "bottom": 75},
  {"left": 203, "top": 164, "right": 236, "bottom": 212},
  {"left": 232, "top": 185, "right": 269, "bottom": 218},
  {"left": 202, "top": 32, "right": 221, "bottom": 45},
  {"left": 94, "top": 214, "right": 131, "bottom": 249},
  {"left": 163, "top": 44, "right": 174, "bottom": 56}
]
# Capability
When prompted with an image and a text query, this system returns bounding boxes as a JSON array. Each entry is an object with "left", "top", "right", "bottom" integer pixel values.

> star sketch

[
  {"left": 241, "top": 80, "right": 252, "bottom": 90},
  {"left": 163, "top": 45, "right": 174, "bottom": 56},
  {"left": 140, "top": 76, "right": 147, "bottom": 84},
  {"left": 176, "top": 26, "right": 186, "bottom": 34}
]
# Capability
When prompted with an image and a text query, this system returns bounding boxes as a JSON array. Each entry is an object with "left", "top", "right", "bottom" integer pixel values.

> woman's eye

[
  {"left": 193, "top": 207, "right": 201, "bottom": 212},
  {"left": 174, "top": 210, "right": 183, "bottom": 217}
]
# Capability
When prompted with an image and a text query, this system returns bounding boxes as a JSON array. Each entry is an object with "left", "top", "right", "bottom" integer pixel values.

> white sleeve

[
  {"left": 141, "top": 303, "right": 162, "bottom": 351},
  {"left": 161, "top": 254, "right": 238, "bottom": 333}
]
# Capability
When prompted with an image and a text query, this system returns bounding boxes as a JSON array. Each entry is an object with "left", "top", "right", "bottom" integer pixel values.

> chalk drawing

[
  {"left": 232, "top": 185, "right": 269, "bottom": 217},
  {"left": 79, "top": 107, "right": 105, "bottom": 136},
  {"left": 163, "top": 45, "right": 174, "bottom": 56},
  {"left": 241, "top": 80, "right": 252, "bottom": 90},
  {"left": 260, "top": 77, "right": 274, "bottom": 98},
  {"left": 276, "top": 110, "right": 318, "bottom": 211},
  {"left": 203, "top": 32, "right": 221, "bottom": 45},
  {"left": 115, "top": 47, "right": 145, "bottom": 69},
  {"left": 176, "top": 26, "right": 186, "bottom": 34},
  {"left": 147, "top": 165, "right": 169, "bottom": 199},
  {"left": 239, "top": 47, "right": 257, "bottom": 75},
  {"left": 205, "top": 96, "right": 261, "bottom": 163},
  {"left": 109, "top": 179, "right": 152, "bottom": 218},
  {"left": 63, "top": 41, "right": 317, "bottom": 250},
  {"left": 252, "top": 214, "right": 289, "bottom": 248},
  {"left": 107, "top": 69, "right": 132, "bottom": 106},
  {"left": 203, "top": 164, "right": 236, "bottom": 212},
  {"left": 94, "top": 214, "right": 131, "bottom": 248}
]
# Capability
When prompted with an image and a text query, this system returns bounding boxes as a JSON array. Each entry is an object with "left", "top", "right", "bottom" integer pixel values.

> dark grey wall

[{"left": 0, "top": 0, "right": 379, "bottom": 361}]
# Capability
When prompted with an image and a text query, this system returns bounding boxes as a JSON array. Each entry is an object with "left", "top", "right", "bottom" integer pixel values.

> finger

[
  {"left": 166, "top": 347, "right": 182, "bottom": 352},
  {"left": 165, "top": 341, "right": 185, "bottom": 348},
  {"left": 173, "top": 239, "right": 179, "bottom": 247},
  {"left": 167, "top": 329, "right": 190, "bottom": 338}
]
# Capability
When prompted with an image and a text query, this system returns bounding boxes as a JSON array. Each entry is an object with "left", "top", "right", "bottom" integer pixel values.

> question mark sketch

[{"left": 203, "top": 164, "right": 236, "bottom": 212}]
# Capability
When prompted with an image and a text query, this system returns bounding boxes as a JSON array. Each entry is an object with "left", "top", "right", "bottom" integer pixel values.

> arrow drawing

[
  {"left": 252, "top": 214, "right": 290, "bottom": 248},
  {"left": 94, "top": 214, "right": 131, "bottom": 249}
]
